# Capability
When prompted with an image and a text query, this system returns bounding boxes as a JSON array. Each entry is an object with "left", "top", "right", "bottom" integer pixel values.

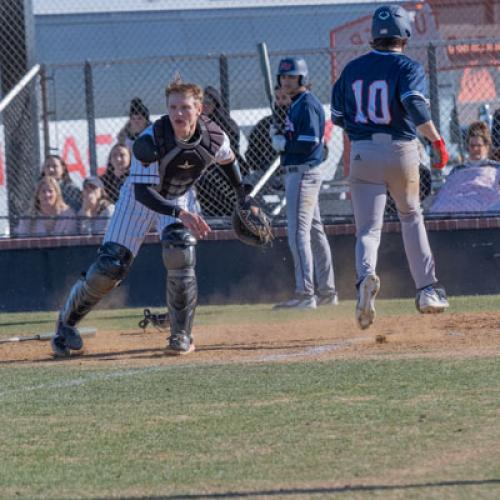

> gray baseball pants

[
  {"left": 284, "top": 163, "right": 336, "bottom": 298},
  {"left": 349, "top": 134, "right": 436, "bottom": 290}
]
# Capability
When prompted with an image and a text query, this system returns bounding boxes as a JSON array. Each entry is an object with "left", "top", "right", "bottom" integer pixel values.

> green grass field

[{"left": 0, "top": 296, "right": 499, "bottom": 499}]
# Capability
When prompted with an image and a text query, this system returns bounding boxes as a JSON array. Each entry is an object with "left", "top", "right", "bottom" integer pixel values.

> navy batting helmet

[
  {"left": 277, "top": 57, "right": 309, "bottom": 86},
  {"left": 371, "top": 5, "right": 412, "bottom": 40}
]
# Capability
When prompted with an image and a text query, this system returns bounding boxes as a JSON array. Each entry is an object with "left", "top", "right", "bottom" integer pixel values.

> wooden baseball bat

[
  {"left": 257, "top": 42, "right": 277, "bottom": 124},
  {"left": 0, "top": 327, "right": 97, "bottom": 344}
]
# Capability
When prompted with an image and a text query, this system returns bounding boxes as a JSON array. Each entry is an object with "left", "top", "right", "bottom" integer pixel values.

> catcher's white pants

[
  {"left": 349, "top": 135, "right": 437, "bottom": 289},
  {"left": 103, "top": 183, "right": 198, "bottom": 257}
]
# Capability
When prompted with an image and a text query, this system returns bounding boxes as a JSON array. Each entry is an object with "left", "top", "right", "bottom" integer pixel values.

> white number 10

[{"left": 352, "top": 80, "right": 391, "bottom": 125}]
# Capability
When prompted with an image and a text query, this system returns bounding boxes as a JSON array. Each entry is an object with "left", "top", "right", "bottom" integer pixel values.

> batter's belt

[{"left": 283, "top": 163, "right": 319, "bottom": 174}]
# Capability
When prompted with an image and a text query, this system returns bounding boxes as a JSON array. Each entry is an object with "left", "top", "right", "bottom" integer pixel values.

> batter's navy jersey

[
  {"left": 331, "top": 50, "right": 428, "bottom": 141},
  {"left": 283, "top": 91, "right": 325, "bottom": 167}
]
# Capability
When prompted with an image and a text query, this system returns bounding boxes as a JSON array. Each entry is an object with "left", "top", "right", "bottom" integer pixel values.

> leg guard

[
  {"left": 59, "top": 242, "right": 134, "bottom": 327},
  {"left": 162, "top": 223, "right": 197, "bottom": 353},
  {"left": 53, "top": 242, "right": 134, "bottom": 357}
]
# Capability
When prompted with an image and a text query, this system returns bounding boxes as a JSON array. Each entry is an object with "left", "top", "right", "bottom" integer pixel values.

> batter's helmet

[
  {"left": 277, "top": 57, "right": 309, "bottom": 86},
  {"left": 371, "top": 5, "right": 412, "bottom": 40}
]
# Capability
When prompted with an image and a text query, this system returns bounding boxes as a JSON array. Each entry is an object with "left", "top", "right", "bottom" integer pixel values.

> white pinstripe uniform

[{"left": 103, "top": 125, "right": 233, "bottom": 256}]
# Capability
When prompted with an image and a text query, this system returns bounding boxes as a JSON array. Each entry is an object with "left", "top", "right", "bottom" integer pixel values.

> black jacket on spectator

[
  {"left": 59, "top": 179, "right": 82, "bottom": 213},
  {"left": 203, "top": 86, "right": 241, "bottom": 155}
]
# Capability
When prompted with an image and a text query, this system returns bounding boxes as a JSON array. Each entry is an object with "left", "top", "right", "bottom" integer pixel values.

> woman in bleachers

[
  {"left": 41, "top": 154, "right": 82, "bottom": 212},
  {"left": 76, "top": 176, "right": 115, "bottom": 235},
  {"left": 16, "top": 176, "right": 77, "bottom": 237},
  {"left": 100, "top": 143, "right": 131, "bottom": 203}
]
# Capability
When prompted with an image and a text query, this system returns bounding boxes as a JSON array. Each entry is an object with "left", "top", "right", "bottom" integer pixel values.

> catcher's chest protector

[{"left": 153, "top": 115, "right": 224, "bottom": 197}]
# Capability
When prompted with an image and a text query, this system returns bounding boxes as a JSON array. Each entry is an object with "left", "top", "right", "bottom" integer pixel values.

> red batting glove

[{"left": 431, "top": 138, "right": 449, "bottom": 170}]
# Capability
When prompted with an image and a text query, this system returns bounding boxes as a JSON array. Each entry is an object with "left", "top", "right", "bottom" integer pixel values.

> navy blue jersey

[
  {"left": 331, "top": 50, "right": 429, "bottom": 141},
  {"left": 283, "top": 91, "right": 325, "bottom": 167}
]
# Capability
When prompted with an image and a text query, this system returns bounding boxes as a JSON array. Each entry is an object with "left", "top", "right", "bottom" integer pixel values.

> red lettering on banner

[
  {"left": 96, "top": 134, "right": 113, "bottom": 175},
  {"left": 0, "top": 146, "right": 4, "bottom": 186},
  {"left": 96, "top": 134, "right": 113, "bottom": 145},
  {"left": 62, "top": 136, "right": 86, "bottom": 179},
  {"left": 458, "top": 68, "right": 496, "bottom": 103}
]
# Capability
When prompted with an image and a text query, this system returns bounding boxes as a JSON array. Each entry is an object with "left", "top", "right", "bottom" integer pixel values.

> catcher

[{"left": 52, "top": 79, "right": 272, "bottom": 357}]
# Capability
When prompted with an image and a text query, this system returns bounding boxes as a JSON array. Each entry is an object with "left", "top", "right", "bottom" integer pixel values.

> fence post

[
  {"left": 219, "top": 53, "right": 230, "bottom": 111},
  {"left": 84, "top": 60, "right": 97, "bottom": 176},
  {"left": 39, "top": 64, "right": 51, "bottom": 158},
  {"left": 0, "top": 0, "right": 39, "bottom": 234},
  {"left": 427, "top": 42, "right": 440, "bottom": 132}
]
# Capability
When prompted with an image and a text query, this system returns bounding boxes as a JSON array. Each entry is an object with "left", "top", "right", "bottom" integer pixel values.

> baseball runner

[
  {"left": 51, "top": 80, "right": 253, "bottom": 357},
  {"left": 272, "top": 57, "right": 337, "bottom": 310},
  {"left": 330, "top": 4, "right": 450, "bottom": 329}
]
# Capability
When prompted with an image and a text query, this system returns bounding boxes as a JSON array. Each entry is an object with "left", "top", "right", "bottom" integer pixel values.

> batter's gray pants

[
  {"left": 349, "top": 135, "right": 437, "bottom": 290},
  {"left": 284, "top": 163, "right": 336, "bottom": 298}
]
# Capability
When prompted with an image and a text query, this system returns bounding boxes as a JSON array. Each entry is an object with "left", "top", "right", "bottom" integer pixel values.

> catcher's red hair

[{"left": 165, "top": 78, "right": 203, "bottom": 103}]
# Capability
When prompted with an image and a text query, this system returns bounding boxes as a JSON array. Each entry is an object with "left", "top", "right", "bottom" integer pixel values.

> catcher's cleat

[
  {"left": 138, "top": 309, "right": 169, "bottom": 331},
  {"left": 316, "top": 293, "right": 339, "bottom": 307},
  {"left": 165, "top": 333, "right": 195, "bottom": 356},
  {"left": 51, "top": 320, "right": 84, "bottom": 358},
  {"left": 416, "top": 284, "right": 449, "bottom": 314},
  {"left": 356, "top": 275, "right": 380, "bottom": 330},
  {"left": 273, "top": 294, "right": 317, "bottom": 310}
]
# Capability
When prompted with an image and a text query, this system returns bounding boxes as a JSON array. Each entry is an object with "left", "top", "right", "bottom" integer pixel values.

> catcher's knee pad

[
  {"left": 161, "top": 224, "right": 197, "bottom": 337},
  {"left": 161, "top": 223, "right": 197, "bottom": 275},
  {"left": 60, "top": 242, "right": 134, "bottom": 326}
]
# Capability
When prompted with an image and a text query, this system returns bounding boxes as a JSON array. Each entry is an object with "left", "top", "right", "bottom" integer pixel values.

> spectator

[
  {"left": 101, "top": 143, "right": 131, "bottom": 203},
  {"left": 465, "top": 121, "right": 494, "bottom": 163},
  {"left": 202, "top": 86, "right": 243, "bottom": 159},
  {"left": 245, "top": 86, "right": 291, "bottom": 173},
  {"left": 16, "top": 176, "right": 76, "bottom": 236},
  {"left": 196, "top": 86, "right": 247, "bottom": 216},
  {"left": 77, "top": 176, "right": 115, "bottom": 235},
  {"left": 41, "top": 155, "right": 82, "bottom": 212},
  {"left": 117, "top": 97, "right": 152, "bottom": 151},
  {"left": 429, "top": 121, "right": 500, "bottom": 213}
]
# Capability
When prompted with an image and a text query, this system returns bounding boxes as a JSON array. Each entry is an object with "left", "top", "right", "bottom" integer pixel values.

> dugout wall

[{"left": 0, "top": 222, "right": 498, "bottom": 312}]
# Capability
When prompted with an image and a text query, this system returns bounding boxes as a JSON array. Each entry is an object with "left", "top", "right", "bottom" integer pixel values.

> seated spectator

[
  {"left": 16, "top": 176, "right": 77, "bottom": 236},
  {"left": 452, "top": 121, "right": 498, "bottom": 170},
  {"left": 41, "top": 154, "right": 82, "bottom": 212},
  {"left": 245, "top": 85, "right": 290, "bottom": 173},
  {"left": 117, "top": 97, "right": 152, "bottom": 151},
  {"left": 77, "top": 176, "right": 115, "bottom": 235},
  {"left": 197, "top": 86, "right": 248, "bottom": 216},
  {"left": 202, "top": 86, "right": 242, "bottom": 159},
  {"left": 429, "top": 121, "right": 500, "bottom": 213},
  {"left": 101, "top": 143, "right": 131, "bottom": 203}
]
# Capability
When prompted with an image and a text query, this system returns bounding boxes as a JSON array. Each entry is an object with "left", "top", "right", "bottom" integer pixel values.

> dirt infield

[{"left": 1, "top": 312, "right": 499, "bottom": 366}]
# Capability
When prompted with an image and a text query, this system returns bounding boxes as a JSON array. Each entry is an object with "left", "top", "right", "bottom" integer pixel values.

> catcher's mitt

[{"left": 232, "top": 196, "right": 273, "bottom": 247}]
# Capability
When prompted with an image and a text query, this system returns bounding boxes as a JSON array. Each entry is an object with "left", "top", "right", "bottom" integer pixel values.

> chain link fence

[{"left": 1, "top": 0, "right": 500, "bottom": 238}]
